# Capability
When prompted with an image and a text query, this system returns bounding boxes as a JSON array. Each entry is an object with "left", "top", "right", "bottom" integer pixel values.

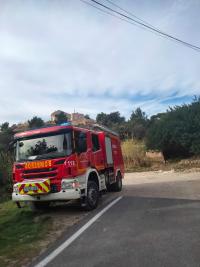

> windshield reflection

[{"left": 16, "top": 132, "right": 72, "bottom": 162}]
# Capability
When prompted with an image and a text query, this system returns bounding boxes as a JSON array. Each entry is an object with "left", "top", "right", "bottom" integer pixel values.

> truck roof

[
  {"left": 14, "top": 124, "right": 119, "bottom": 140},
  {"left": 14, "top": 125, "right": 72, "bottom": 139}
]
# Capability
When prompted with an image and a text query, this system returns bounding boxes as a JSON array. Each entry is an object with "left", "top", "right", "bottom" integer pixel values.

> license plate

[{"left": 24, "top": 185, "right": 38, "bottom": 193}]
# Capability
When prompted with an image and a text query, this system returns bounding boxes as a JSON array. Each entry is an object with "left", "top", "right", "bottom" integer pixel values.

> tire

[
  {"left": 82, "top": 181, "right": 99, "bottom": 211},
  {"left": 106, "top": 183, "right": 112, "bottom": 192},
  {"left": 110, "top": 173, "right": 122, "bottom": 192},
  {"left": 29, "top": 201, "right": 50, "bottom": 212}
]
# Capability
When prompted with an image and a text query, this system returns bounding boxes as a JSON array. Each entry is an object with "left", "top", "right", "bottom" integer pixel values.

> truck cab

[{"left": 12, "top": 124, "right": 124, "bottom": 210}]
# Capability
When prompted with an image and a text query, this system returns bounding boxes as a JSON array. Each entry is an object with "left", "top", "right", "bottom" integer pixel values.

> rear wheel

[
  {"left": 110, "top": 173, "right": 122, "bottom": 192},
  {"left": 82, "top": 181, "right": 99, "bottom": 211}
]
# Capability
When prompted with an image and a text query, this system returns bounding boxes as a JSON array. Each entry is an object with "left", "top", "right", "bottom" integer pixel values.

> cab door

[
  {"left": 91, "top": 133, "right": 105, "bottom": 171},
  {"left": 74, "top": 130, "right": 89, "bottom": 175}
]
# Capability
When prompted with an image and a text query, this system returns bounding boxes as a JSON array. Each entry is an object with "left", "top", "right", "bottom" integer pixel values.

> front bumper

[{"left": 12, "top": 189, "right": 81, "bottom": 202}]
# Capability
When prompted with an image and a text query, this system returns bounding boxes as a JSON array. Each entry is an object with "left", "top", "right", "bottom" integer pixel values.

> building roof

[{"left": 51, "top": 110, "right": 69, "bottom": 116}]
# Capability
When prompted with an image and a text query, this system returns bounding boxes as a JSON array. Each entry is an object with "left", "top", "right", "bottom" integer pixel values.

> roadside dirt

[
  {"left": 124, "top": 169, "right": 200, "bottom": 200},
  {"left": 23, "top": 203, "right": 88, "bottom": 267},
  {"left": 125, "top": 169, "right": 200, "bottom": 186}
]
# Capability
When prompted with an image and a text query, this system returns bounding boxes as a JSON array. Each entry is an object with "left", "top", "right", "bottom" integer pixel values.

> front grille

[
  {"left": 23, "top": 167, "right": 57, "bottom": 174},
  {"left": 51, "top": 184, "right": 59, "bottom": 193},
  {"left": 22, "top": 167, "right": 58, "bottom": 179},
  {"left": 22, "top": 172, "right": 56, "bottom": 179}
]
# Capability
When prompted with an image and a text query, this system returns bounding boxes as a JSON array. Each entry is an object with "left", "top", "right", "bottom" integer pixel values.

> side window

[
  {"left": 74, "top": 131, "right": 87, "bottom": 153},
  {"left": 92, "top": 134, "right": 100, "bottom": 152}
]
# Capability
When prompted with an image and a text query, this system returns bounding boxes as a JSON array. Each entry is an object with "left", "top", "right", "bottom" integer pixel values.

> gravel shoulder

[
  {"left": 124, "top": 170, "right": 200, "bottom": 185},
  {"left": 124, "top": 170, "right": 200, "bottom": 201}
]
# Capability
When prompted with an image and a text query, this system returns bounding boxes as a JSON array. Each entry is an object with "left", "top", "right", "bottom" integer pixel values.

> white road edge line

[{"left": 34, "top": 196, "right": 123, "bottom": 267}]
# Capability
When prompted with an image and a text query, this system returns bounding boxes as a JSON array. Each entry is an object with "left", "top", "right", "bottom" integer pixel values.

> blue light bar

[{"left": 60, "top": 122, "right": 72, "bottom": 126}]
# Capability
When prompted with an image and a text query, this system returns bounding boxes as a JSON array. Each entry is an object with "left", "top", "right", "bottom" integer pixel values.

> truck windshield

[{"left": 16, "top": 132, "right": 72, "bottom": 162}]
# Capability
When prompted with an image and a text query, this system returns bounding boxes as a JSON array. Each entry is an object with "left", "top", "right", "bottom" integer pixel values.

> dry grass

[
  {"left": 122, "top": 139, "right": 200, "bottom": 172},
  {"left": 121, "top": 139, "right": 151, "bottom": 171}
]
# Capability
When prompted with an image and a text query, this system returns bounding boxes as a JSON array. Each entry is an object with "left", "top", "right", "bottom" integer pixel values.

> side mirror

[
  {"left": 19, "top": 141, "right": 24, "bottom": 147},
  {"left": 8, "top": 141, "right": 16, "bottom": 152}
]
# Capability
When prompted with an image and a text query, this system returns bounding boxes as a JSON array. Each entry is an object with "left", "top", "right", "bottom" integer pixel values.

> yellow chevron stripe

[
  {"left": 18, "top": 179, "right": 50, "bottom": 195},
  {"left": 42, "top": 183, "right": 49, "bottom": 192}
]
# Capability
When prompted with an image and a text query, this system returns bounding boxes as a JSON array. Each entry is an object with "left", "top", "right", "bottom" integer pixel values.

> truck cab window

[
  {"left": 74, "top": 131, "right": 87, "bottom": 153},
  {"left": 92, "top": 134, "right": 100, "bottom": 152},
  {"left": 16, "top": 131, "right": 73, "bottom": 162}
]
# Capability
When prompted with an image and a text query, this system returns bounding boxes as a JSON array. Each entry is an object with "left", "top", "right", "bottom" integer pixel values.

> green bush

[
  {"left": 0, "top": 152, "right": 13, "bottom": 199},
  {"left": 146, "top": 98, "right": 200, "bottom": 159}
]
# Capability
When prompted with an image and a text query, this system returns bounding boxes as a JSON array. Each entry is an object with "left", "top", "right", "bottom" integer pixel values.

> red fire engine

[{"left": 12, "top": 123, "right": 124, "bottom": 210}]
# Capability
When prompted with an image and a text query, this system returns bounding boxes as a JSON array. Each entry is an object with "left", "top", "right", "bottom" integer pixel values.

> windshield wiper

[
  {"left": 17, "top": 151, "right": 70, "bottom": 162},
  {"left": 35, "top": 153, "right": 66, "bottom": 160},
  {"left": 17, "top": 158, "right": 35, "bottom": 162}
]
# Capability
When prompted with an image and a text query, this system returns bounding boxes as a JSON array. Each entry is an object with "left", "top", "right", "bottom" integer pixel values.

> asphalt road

[{"left": 33, "top": 172, "right": 200, "bottom": 267}]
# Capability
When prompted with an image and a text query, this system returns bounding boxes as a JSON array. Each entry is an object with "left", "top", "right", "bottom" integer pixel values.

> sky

[{"left": 0, "top": 0, "right": 200, "bottom": 124}]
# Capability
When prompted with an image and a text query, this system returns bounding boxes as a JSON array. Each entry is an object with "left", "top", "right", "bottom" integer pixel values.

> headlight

[
  {"left": 13, "top": 185, "right": 19, "bottom": 193},
  {"left": 61, "top": 180, "right": 80, "bottom": 190},
  {"left": 61, "top": 180, "right": 73, "bottom": 190}
]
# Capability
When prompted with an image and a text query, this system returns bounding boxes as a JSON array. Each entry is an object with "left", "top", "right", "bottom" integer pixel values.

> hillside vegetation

[{"left": 1, "top": 97, "right": 200, "bottom": 199}]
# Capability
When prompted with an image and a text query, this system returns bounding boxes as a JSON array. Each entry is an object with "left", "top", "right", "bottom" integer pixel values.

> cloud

[{"left": 0, "top": 0, "right": 199, "bottom": 124}]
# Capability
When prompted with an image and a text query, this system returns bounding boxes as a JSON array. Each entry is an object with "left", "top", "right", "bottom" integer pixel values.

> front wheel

[
  {"left": 29, "top": 201, "right": 50, "bottom": 212},
  {"left": 82, "top": 181, "right": 99, "bottom": 211}
]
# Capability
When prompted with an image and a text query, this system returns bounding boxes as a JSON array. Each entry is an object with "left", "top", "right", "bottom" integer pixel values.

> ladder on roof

[{"left": 91, "top": 124, "right": 119, "bottom": 137}]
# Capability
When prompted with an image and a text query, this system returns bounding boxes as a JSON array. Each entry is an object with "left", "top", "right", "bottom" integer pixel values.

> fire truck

[{"left": 12, "top": 123, "right": 124, "bottom": 210}]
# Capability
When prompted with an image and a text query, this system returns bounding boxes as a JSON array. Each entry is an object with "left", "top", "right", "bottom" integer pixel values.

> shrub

[
  {"left": 0, "top": 152, "right": 13, "bottom": 199},
  {"left": 122, "top": 139, "right": 151, "bottom": 170},
  {"left": 146, "top": 98, "right": 200, "bottom": 159}
]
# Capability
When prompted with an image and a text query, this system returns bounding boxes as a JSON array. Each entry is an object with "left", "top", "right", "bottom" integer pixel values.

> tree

[
  {"left": 84, "top": 114, "right": 91, "bottom": 119},
  {"left": 96, "top": 111, "right": 125, "bottom": 126},
  {"left": 108, "top": 112, "right": 125, "bottom": 124},
  {"left": 96, "top": 111, "right": 127, "bottom": 139},
  {"left": 54, "top": 112, "right": 68, "bottom": 125},
  {"left": 146, "top": 98, "right": 200, "bottom": 159},
  {"left": 28, "top": 116, "right": 45, "bottom": 129},
  {"left": 132, "top": 124, "right": 146, "bottom": 140},
  {"left": 111, "top": 122, "right": 129, "bottom": 140},
  {"left": 130, "top": 107, "right": 147, "bottom": 124},
  {"left": 0, "top": 123, "right": 15, "bottom": 188},
  {"left": 96, "top": 112, "right": 109, "bottom": 126},
  {"left": 128, "top": 108, "right": 148, "bottom": 139},
  {"left": 96, "top": 111, "right": 126, "bottom": 137},
  {"left": 1, "top": 122, "right": 9, "bottom": 132}
]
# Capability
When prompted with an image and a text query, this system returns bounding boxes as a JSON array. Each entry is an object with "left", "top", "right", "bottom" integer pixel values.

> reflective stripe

[{"left": 17, "top": 179, "right": 50, "bottom": 195}]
